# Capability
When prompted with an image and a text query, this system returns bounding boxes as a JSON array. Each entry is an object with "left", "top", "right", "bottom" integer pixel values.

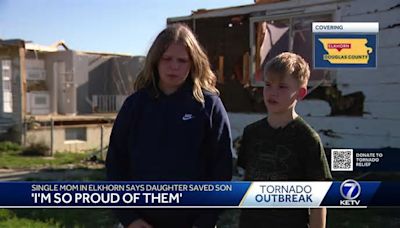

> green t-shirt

[{"left": 237, "top": 116, "right": 332, "bottom": 228}]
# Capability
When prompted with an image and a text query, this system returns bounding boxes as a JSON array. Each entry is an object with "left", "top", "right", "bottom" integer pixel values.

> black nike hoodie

[{"left": 106, "top": 81, "right": 233, "bottom": 228}]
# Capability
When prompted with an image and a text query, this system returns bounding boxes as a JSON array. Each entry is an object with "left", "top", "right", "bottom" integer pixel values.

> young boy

[{"left": 237, "top": 52, "right": 332, "bottom": 228}]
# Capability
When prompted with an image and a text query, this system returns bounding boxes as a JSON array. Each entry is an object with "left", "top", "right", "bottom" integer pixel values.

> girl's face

[{"left": 157, "top": 42, "right": 191, "bottom": 95}]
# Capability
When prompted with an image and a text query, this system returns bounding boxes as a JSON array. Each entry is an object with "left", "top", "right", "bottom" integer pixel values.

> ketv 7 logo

[{"left": 340, "top": 179, "right": 361, "bottom": 206}]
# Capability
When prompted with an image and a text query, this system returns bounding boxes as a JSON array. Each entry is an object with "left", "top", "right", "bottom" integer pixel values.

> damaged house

[
  {"left": 0, "top": 39, "right": 144, "bottom": 153},
  {"left": 168, "top": 0, "right": 400, "bottom": 153}
]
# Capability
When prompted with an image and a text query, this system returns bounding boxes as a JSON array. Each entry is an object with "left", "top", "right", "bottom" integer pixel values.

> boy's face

[{"left": 263, "top": 72, "right": 307, "bottom": 114}]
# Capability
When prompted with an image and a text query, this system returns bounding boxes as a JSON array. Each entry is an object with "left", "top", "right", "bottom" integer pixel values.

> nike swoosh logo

[{"left": 182, "top": 114, "right": 194, "bottom": 121}]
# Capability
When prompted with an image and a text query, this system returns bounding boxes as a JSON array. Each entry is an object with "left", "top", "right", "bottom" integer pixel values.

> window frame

[
  {"left": 1, "top": 59, "right": 13, "bottom": 114},
  {"left": 64, "top": 127, "right": 87, "bottom": 142},
  {"left": 249, "top": 11, "right": 336, "bottom": 87}
]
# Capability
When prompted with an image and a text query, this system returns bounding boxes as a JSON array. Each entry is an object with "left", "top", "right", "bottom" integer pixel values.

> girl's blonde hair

[{"left": 134, "top": 23, "right": 219, "bottom": 103}]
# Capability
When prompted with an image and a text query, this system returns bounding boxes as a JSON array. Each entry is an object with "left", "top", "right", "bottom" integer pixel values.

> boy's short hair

[{"left": 263, "top": 52, "right": 310, "bottom": 87}]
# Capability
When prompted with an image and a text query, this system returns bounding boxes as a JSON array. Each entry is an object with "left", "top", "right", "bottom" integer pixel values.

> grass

[
  {"left": 11, "top": 209, "right": 116, "bottom": 228},
  {"left": 23, "top": 168, "right": 106, "bottom": 181},
  {"left": 0, "top": 167, "right": 114, "bottom": 227},
  {"left": 1, "top": 141, "right": 398, "bottom": 227},
  {"left": 0, "top": 217, "right": 60, "bottom": 228},
  {"left": 0, "top": 141, "right": 21, "bottom": 152},
  {"left": 328, "top": 208, "right": 400, "bottom": 228},
  {"left": 0, "top": 209, "right": 59, "bottom": 227},
  {"left": 0, "top": 209, "right": 116, "bottom": 228},
  {"left": 216, "top": 208, "right": 400, "bottom": 228},
  {"left": 0, "top": 151, "right": 90, "bottom": 169},
  {"left": 2, "top": 208, "right": 400, "bottom": 228},
  {"left": 0, "top": 141, "right": 101, "bottom": 169},
  {"left": 0, "top": 142, "right": 115, "bottom": 227}
]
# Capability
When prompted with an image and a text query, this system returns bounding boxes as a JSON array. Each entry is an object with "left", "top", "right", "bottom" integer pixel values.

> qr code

[{"left": 331, "top": 149, "right": 353, "bottom": 171}]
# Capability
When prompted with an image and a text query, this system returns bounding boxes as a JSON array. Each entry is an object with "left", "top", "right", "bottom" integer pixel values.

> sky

[{"left": 0, "top": 0, "right": 253, "bottom": 56}]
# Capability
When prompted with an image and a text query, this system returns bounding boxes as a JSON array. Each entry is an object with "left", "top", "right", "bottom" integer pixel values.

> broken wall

[
  {"left": 170, "top": 0, "right": 400, "bottom": 149},
  {"left": 0, "top": 44, "right": 24, "bottom": 141}
]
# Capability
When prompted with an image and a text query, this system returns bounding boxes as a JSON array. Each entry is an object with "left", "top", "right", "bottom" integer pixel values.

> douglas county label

[{"left": 313, "top": 22, "right": 378, "bottom": 68}]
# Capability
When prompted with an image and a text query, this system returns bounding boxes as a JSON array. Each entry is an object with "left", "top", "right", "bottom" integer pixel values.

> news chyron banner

[
  {"left": 313, "top": 22, "right": 378, "bottom": 68},
  {"left": 1, "top": 181, "right": 400, "bottom": 208}
]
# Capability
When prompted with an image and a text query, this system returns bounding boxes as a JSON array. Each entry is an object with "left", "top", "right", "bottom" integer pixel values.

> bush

[
  {"left": 0, "top": 217, "right": 60, "bottom": 228},
  {"left": 21, "top": 142, "right": 50, "bottom": 156},
  {"left": 0, "top": 141, "right": 21, "bottom": 152},
  {"left": 0, "top": 209, "right": 15, "bottom": 221}
]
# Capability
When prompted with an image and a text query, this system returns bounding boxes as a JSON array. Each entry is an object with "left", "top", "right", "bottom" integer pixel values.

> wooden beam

[
  {"left": 218, "top": 56, "right": 224, "bottom": 83},
  {"left": 242, "top": 52, "right": 250, "bottom": 84},
  {"left": 18, "top": 46, "right": 27, "bottom": 118}
]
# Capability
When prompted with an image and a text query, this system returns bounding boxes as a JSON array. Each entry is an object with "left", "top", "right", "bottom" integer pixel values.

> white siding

[
  {"left": 228, "top": 113, "right": 400, "bottom": 149},
  {"left": 342, "top": 5, "right": 400, "bottom": 28},
  {"left": 333, "top": 0, "right": 400, "bottom": 123},
  {"left": 340, "top": 0, "right": 400, "bottom": 17},
  {"left": 306, "top": 117, "right": 400, "bottom": 148}
]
